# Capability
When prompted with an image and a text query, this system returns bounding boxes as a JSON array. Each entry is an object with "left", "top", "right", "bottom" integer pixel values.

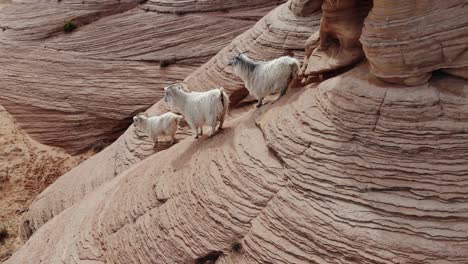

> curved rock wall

[
  {"left": 0, "top": 0, "right": 279, "bottom": 154},
  {"left": 299, "top": 0, "right": 371, "bottom": 84},
  {"left": 7, "top": 64, "right": 468, "bottom": 264},
  {"left": 361, "top": 0, "right": 468, "bottom": 85},
  {"left": 18, "top": 1, "right": 320, "bottom": 240},
  {"left": 185, "top": 2, "right": 320, "bottom": 104},
  {"left": 143, "top": 0, "right": 284, "bottom": 13},
  {"left": 5, "top": 1, "right": 468, "bottom": 263}
]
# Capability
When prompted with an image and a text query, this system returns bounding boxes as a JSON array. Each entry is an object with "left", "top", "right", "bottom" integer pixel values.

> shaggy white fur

[
  {"left": 133, "top": 112, "right": 183, "bottom": 146},
  {"left": 164, "top": 84, "right": 229, "bottom": 139},
  {"left": 229, "top": 54, "right": 300, "bottom": 107}
]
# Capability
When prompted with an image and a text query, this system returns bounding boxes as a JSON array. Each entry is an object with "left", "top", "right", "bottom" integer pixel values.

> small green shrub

[
  {"left": 63, "top": 20, "right": 77, "bottom": 33},
  {"left": 230, "top": 240, "right": 242, "bottom": 252},
  {"left": 0, "top": 227, "right": 9, "bottom": 245}
]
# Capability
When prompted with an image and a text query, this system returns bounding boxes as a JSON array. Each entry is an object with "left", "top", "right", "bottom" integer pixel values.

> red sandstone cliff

[{"left": 2, "top": 0, "right": 468, "bottom": 263}]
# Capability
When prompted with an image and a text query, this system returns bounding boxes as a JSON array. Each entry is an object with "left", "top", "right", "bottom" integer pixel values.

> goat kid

[{"left": 133, "top": 112, "right": 183, "bottom": 146}]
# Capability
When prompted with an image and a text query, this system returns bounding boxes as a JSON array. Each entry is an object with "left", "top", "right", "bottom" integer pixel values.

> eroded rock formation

[
  {"left": 300, "top": 0, "right": 372, "bottom": 84},
  {"left": 361, "top": 0, "right": 468, "bottom": 85},
  {"left": 18, "top": 1, "right": 320, "bottom": 239},
  {"left": 7, "top": 63, "right": 468, "bottom": 263},
  {"left": 4, "top": 0, "right": 468, "bottom": 263},
  {"left": 0, "top": 0, "right": 282, "bottom": 154},
  {"left": 300, "top": 0, "right": 468, "bottom": 86}
]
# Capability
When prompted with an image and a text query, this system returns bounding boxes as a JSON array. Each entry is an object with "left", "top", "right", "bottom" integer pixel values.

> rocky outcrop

[
  {"left": 0, "top": 0, "right": 281, "bottom": 154},
  {"left": 361, "top": 0, "right": 468, "bottom": 85},
  {"left": 5, "top": 0, "right": 468, "bottom": 263},
  {"left": 300, "top": 0, "right": 468, "bottom": 86},
  {"left": 18, "top": 1, "right": 320, "bottom": 240},
  {"left": 300, "top": 0, "right": 372, "bottom": 84},
  {"left": 7, "top": 64, "right": 468, "bottom": 263}
]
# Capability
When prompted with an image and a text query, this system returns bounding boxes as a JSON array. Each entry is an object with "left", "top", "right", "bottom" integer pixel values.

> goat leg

[{"left": 256, "top": 98, "right": 263, "bottom": 108}]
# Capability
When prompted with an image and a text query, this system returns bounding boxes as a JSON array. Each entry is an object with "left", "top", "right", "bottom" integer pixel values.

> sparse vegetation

[
  {"left": 0, "top": 227, "right": 9, "bottom": 245},
  {"left": 63, "top": 20, "right": 77, "bottom": 33},
  {"left": 230, "top": 240, "right": 242, "bottom": 252},
  {"left": 159, "top": 58, "right": 176, "bottom": 68}
]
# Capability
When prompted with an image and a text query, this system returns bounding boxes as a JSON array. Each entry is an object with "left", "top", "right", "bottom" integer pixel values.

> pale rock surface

[
  {"left": 7, "top": 64, "right": 468, "bottom": 264},
  {"left": 361, "top": 0, "right": 468, "bottom": 85},
  {"left": 300, "top": 0, "right": 371, "bottom": 84},
  {"left": 18, "top": 1, "right": 320, "bottom": 239},
  {"left": 185, "top": 2, "right": 320, "bottom": 104},
  {"left": 142, "top": 0, "right": 283, "bottom": 14},
  {"left": 5, "top": 0, "right": 468, "bottom": 263}
]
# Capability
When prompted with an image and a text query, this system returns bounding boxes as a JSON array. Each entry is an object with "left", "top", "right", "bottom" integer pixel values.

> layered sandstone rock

[
  {"left": 300, "top": 0, "right": 372, "bottom": 84},
  {"left": 300, "top": 0, "right": 468, "bottom": 86},
  {"left": 361, "top": 0, "right": 468, "bottom": 85},
  {"left": 5, "top": 0, "right": 468, "bottom": 263},
  {"left": 185, "top": 2, "right": 320, "bottom": 104},
  {"left": 0, "top": 0, "right": 280, "bottom": 154},
  {"left": 7, "top": 64, "right": 468, "bottom": 264},
  {"left": 288, "top": 0, "right": 322, "bottom": 17},
  {"left": 143, "top": 0, "right": 283, "bottom": 13},
  {"left": 18, "top": 1, "right": 320, "bottom": 239}
]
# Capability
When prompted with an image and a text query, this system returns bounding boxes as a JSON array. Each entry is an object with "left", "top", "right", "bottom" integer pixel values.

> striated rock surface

[
  {"left": 361, "top": 0, "right": 468, "bottom": 85},
  {"left": 0, "top": 0, "right": 281, "bottom": 154},
  {"left": 300, "top": 0, "right": 371, "bottom": 84},
  {"left": 142, "top": 0, "right": 283, "bottom": 13},
  {"left": 18, "top": 1, "right": 320, "bottom": 238},
  {"left": 5, "top": 0, "right": 468, "bottom": 263},
  {"left": 7, "top": 64, "right": 468, "bottom": 263},
  {"left": 185, "top": 2, "right": 320, "bottom": 104}
]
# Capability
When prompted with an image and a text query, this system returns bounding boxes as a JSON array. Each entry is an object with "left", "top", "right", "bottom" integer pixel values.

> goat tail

[{"left": 218, "top": 87, "right": 230, "bottom": 117}]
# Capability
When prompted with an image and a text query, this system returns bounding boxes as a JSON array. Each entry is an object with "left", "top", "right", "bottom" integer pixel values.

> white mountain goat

[
  {"left": 229, "top": 53, "right": 300, "bottom": 107},
  {"left": 164, "top": 84, "right": 229, "bottom": 139},
  {"left": 133, "top": 112, "right": 183, "bottom": 146}
]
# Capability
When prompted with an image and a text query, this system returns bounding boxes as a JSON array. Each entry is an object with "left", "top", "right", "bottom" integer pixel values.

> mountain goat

[
  {"left": 164, "top": 84, "right": 229, "bottom": 139},
  {"left": 229, "top": 53, "right": 300, "bottom": 107},
  {"left": 133, "top": 112, "right": 183, "bottom": 146}
]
